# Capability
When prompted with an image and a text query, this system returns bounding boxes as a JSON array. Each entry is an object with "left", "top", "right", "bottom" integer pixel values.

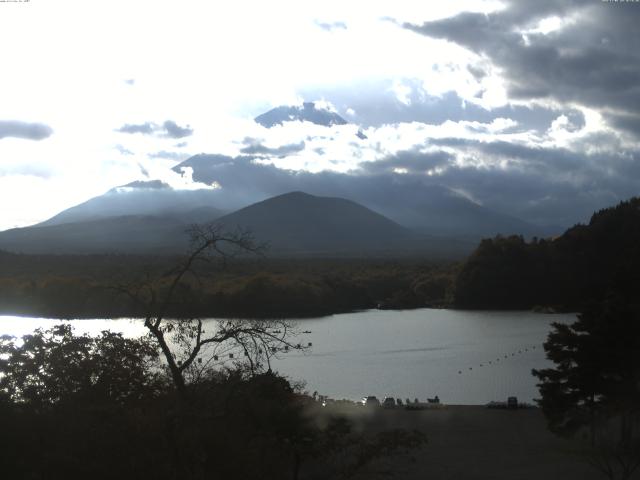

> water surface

[{"left": 0, "top": 309, "right": 574, "bottom": 405}]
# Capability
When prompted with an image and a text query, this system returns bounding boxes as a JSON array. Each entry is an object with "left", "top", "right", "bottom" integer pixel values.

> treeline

[
  {"left": 0, "top": 254, "right": 456, "bottom": 319},
  {"left": 454, "top": 197, "right": 640, "bottom": 310}
]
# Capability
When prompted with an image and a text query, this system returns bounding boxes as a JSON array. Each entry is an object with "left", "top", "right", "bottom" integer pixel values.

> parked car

[
  {"left": 382, "top": 396, "right": 396, "bottom": 408},
  {"left": 361, "top": 396, "right": 381, "bottom": 407}
]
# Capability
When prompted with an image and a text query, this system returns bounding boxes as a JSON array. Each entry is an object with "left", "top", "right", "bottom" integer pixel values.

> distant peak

[
  {"left": 255, "top": 103, "right": 348, "bottom": 128},
  {"left": 280, "top": 191, "right": 313, "bottom": 198},
  {"left": 111, "top": 180, "right": 172, "bottom": 193}
]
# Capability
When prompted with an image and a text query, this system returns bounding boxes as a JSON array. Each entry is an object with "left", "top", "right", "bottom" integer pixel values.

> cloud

[
  {"left": 605, "top": 113, "right": 640, "bottom": 137},
  {"left": 116, "top": 120, "right": 194, "bottom": 138},
  {"left": 302, "top": 80, "right": 584, "bottom": 134},
  {"left": 115, "top": 144, "right": 134, "bottom": 155},
  {"left": 0, "top": 164, "right": 52, "bottom": 179},
  {"left": 403, "top": 1, "right": 640, "bottom": 130},
  {"left": 239, "top": 138, "right": 306, "bottom": 156},
  {"left": 117, "top": 179, "right": 171, "bottom": 191},
  {"left": 148, "top": 150, "right": 190, "bottom": 160},
  {"left": 359, "top": 149, "right": 452, "bottom": 175},
  {"left": 315, "top": 20, "right": 347, "bottom": 31},
  {"left": 137, "top": 163, "right": 150, "bottom": 178},
  {"left": 0, "top": 120, "right": 53, "bottom": 141},
  {"left": 116, "top": 122, "right": 156, "bottom": 135},
  {"left": 162, "top": 120, "right": 193, "bottom": 139}
]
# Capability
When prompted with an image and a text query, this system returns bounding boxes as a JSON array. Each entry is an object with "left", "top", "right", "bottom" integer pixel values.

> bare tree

[{"left": 113, "top": 223, "right": 306, "bottom": 395}]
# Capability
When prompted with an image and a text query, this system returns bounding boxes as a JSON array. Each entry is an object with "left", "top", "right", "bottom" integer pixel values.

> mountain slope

[
  {"left": 38, "top": 181, "right": 224, "bottom": 227},
  {"left": 0, "top": 215, "right": 189, "bottom": 254},
  {"left": 214, "top": 191, "right": 465, "bottom": 256},
  {"left": 0, "top": 203, "right": 225, "bottom": 255}
]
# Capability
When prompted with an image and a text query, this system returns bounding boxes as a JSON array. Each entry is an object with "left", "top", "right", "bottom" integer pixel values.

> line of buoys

[{"left": 456, "top": 345, "right": 540, "bottom": 376}]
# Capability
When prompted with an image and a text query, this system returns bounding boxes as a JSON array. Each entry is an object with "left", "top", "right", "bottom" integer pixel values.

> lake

[{"left": 0, "top": 309, "right": 575, "bottom": 405}]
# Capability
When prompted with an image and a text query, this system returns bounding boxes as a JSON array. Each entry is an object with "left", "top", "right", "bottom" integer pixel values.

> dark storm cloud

[
  {"left": 429, "top": 138, "right": 591, "bottom": 175},
  {"left": 403, "top": 1, "right": 640, "bottom": 122},
  {"left": 605, "top": 113, "right": 640, "bottom": 137},
  {"left": 162, "top": 120, "right": 193, "bottom": 139},
  {"left": 116, "top": 120, "right": 194, "bottom": 138},
  {"left": 423, "top": 134, "right": 640, "bottom": 225},
  {"left": 0, "top": 120, "right": 53, "bottom": 141},
  {"left": 239, "top": 138, "right": 306, "bottom": 156},
  {"left": 432, "top": 163, "right": 624, "bottom": 228},
  {"left": 360, "top": 149, "right": 452, "bottom": 175}
]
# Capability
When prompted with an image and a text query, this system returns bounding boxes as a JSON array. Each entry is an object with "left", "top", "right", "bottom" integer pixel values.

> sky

[{"left": 0, "top": 0, "right": 639, "bottom": 230}]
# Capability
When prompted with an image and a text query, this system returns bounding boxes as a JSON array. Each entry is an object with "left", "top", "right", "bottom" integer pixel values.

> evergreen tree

[{"left": 533, "top": 295, "right": 640, "bottom": 479}]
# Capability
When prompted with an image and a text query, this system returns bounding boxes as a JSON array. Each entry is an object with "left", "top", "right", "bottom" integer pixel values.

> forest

[
  {"left": 0, "top": 253, "right": 456, "bottom": 319},
  {"left": 454, "top": 197, "right": 640, "bottom": 311},
  {"left": 1, "top": 197, "right": 640, "bottom": 318}
]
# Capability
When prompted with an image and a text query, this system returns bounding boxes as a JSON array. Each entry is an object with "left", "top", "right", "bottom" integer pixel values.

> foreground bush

[{"left": 0, "top": 326, "right": 425, "bottom": 480}]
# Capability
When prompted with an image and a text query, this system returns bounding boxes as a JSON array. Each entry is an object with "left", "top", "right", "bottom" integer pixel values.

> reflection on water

[
  {"left": 0, "top": 316, "right": 148, "bottom": 339},
  {"left": 0, "top": 309, "right": 575, "bottom": 405}
]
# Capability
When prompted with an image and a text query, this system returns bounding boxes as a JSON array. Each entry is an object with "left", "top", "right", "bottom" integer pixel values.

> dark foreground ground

[{"left": 311, "top": 404, "right": 615, "bottom": 480}]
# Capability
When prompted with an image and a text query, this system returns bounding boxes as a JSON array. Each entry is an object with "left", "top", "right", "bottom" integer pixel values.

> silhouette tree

[
  {"left": 0, "top": 324, "right": 162, "bottom": 406},
  {"left": 113, "top": 223, "right": 306, "bottom": 395},
  {"left": 533, "top": 295, "right": 640, "bottom": 480}
]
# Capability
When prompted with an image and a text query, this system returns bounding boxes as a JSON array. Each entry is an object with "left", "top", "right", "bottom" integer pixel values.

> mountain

[
  {"left": 0, "top": 180, "right": 226, "bottom": 254},
  {"left": 362, "top": 184, "right": 553, "bottom": 239},
  {"left": 255, "top": 102, "right": 347, "bottom": 128},
  {"left": 0, "top": 191, "right": 472, "bottom": 257},
  {"left": 38, "top": 180, "right": 224, "bottom": 227},
  {"left": 214, "top": 191, "right": 470, "bottom": 257},
  {"left": 173, "top": 154, "right": 553, "bottom": 239}
]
